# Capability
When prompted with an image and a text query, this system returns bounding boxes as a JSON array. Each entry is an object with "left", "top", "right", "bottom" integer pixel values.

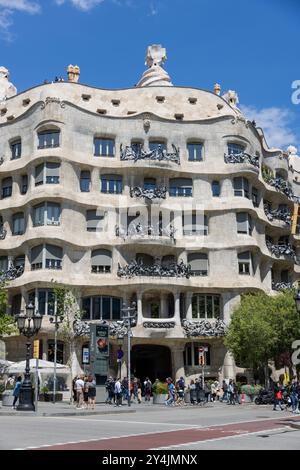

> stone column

[
  {"left": 172, "top": 345, "right": 185, "bottom": 380},
  {"left": 91, "top": 167, "right": 99, "bottom": 193},
  {"left": 186, "top": 292, "right": 192, "bottom": 319},
  {"left": 222, "top": 350, "right": 236, "bottom": 380},
  {"left": 42, "top": 337, "right": 48, "bottom": 361},
  {"left": 174, "top": 293, "right": 180, "bottom": 324},
  {"left": 136, "top": 291, "right": 143, "bottom": 325}
]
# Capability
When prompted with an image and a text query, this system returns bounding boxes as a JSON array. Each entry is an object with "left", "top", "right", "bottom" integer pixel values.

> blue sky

[{"left": 0, "top": 0, "right": 299, "bottom": 149}]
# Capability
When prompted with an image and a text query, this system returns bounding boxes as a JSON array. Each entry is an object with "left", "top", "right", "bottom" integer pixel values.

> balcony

[
  {"left": 120, "top": 144, "right": 180, "bottom": 165},
  {"left": 263, "top": 204, "right": 292, "bottom": 227},
  {"left": 263, "top": 174, "right": 300, "bottom": 203},
  {"left": 266, "top": 241, "right": 298, "bottom": 262},
  {"left": 117, "top": 260, "right": 191, "bottom": 278},
  {"left": 272, "top": 281, "right": 294, "bottom": 291},
  {"left": 143, "top": 319, "right": 176, "bottom": 329},
  {"left": 130, "top": 186, "right": 167, "bottom": 201},
  {"left": 0, "top": 226, "right": 7, "bottom": 240},
  {"left": 0, "top": 264, "right": 24, "bottom": 283},
  {"left": 181, "top": 319, "right": 227, "bottom": 337},
  {"left": 116, "top": 223, "right": 175, "bottom": 240},
  {"left": 224, "top": 152, "right": 259, "bottom": 168}
]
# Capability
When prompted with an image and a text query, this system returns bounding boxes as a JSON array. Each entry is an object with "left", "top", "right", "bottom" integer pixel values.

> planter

[
  {"left": 39, "top": 393, "right": 63, "bottom": 402},
  {"left": 153, "top": 394, "right": 167, "bottom": 404},
  {"left": 2, "top": 390, "right": 14, "bottom": 406}
]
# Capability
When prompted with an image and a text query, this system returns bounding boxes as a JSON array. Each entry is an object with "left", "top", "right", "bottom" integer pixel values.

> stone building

[{"left": 1, "top": 45, "right": 300, "bottom": 385}]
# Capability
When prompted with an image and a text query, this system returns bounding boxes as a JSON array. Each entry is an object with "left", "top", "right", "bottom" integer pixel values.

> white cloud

[
  {"left": 0, "top": 1, "right": 40, "bottom": 14},
  {"left": 54, "top": 0, "right": 105, "bottom": 11},
  {"left": 241, "top": 105, "right": 298, "bottom": 150}
]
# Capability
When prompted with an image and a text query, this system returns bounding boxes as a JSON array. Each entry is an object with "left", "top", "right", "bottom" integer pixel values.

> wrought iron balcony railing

[
  {"left": 263, "top": 204, "right": 292, "bottom": 227},
  {"left": 116, "top": 223, "right": 175, "bottom": 240},
  {"left": 181, "top": 319, "right": 227, "bottom": 337},
  {"left": 117, "top": 260, "right": 191, "bottom": 279},
  {"left": 0, "top": 226, "right": 7, "bottom": 240},
  {"left": 266, "top": 241, "right": 297, "bottom": 260},
  {"left": 120, "top": 144, "right": 180, "bottom": 164},
  {"left": 272, "top": 281, "right": 294, "bottom": 291},
  {"left": 130, "top": 186, "right": 167, "bottom": 200},
  {"left": 0, "top": 264, "right": 24, "bottom": 282},
  {"left": 263, "top": 175, "right": 300, "bottom": 203},
  {"left": 224, "top": 152, "right": 259, "bottom": 168}
]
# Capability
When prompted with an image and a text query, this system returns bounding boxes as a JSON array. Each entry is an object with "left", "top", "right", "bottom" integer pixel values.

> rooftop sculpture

[
  {"left": 0, "top": 67, "right": 17, "bottom": 102},
  {"left": 136, "top": 44, "right": 173, "bottom": 87}
]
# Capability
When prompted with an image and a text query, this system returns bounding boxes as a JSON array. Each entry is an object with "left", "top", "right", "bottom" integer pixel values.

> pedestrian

[
  {"left": 273, "top": 382, "right": 284, "bottom": 411},
  {"left": 114, "top": 378, "right": 122, "bottom": 407},
  {"left": 228, "top": 379, "right": 235, "bottom": 405},
  {"left": 83, "top": 377, "right": 89, "bottom": 409},
  {"left": 72, "top": 376, "right": 77, "bottom": 403},
  {"left": 221, "top": 379, "right": 228, "bottom": 403},
  {"left": 12, "top": 376, "right": 22, "bottom": 409},
  {"left": 75, "top": 375, "right": 85, "bottom": 408},
  {"left": 165, "top": 378, "right": 175, "bottom": 406},
  {"left": 87, "top": 375, "right": 96, "bottom": 410},
  {"left": 189, "top": 379, "right": 196, "bottom": 405},
  {"left": 144, "top": 377, "right": 152, "bottom": 403}
]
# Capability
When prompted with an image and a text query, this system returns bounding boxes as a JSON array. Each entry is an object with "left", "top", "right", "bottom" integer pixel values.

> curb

[{"left": 0, "top": 409, "right": 137, "bottom": 417}]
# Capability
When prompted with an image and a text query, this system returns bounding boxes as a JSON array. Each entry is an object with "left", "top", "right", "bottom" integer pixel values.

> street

[{"left": 1, "top": 402, "right": 300, "bottom": 450}]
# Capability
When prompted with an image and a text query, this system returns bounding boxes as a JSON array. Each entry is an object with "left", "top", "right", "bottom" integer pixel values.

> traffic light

[
  {"left": 33, "top": 340, "right": 39, "bottom": 359},
  {"left": 199, "top": 354, "right": 205, "bottom": 366}
]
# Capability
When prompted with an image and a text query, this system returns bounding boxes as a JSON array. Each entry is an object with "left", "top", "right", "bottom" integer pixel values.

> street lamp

[
  {"left": 295, "top": 290, "right": 300, "bottom": 314},
  {"left": 49, "top": 310, "right": 64, "bottom": 404},
  {"left": 15, "top": 303, "right": 42, "bottom": 411},
  {"left": 121, "top": 301, "right": 136, "bottom": 407}
]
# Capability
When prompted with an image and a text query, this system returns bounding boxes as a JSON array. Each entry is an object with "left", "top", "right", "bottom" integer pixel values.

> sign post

[
  {"left": 33, "top": 340, "right": 39, "bottom": 413},
  {"left": 198, "top": 346, "right": 205, "bottom": 389}
]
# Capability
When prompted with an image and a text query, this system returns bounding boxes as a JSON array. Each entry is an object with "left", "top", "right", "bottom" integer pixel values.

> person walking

[
  {"left": 144, "top": 377, "right": 152, "bottom": 403},
  {"left": 83, "top": 377, "right": 89, "bottom": 409},
  {"left": 273, "top": 382, "right": 284, "bottom": 411},
  {"left": 87, "top": 375, "right": 96, "bottom": 410},
  {"left": 165, "top": 378, "right": 175, "bottom": 406},
  {"left": 75, "top": 375, "right": 84, "bottom": 408},
  {"left": 221, "top": 380, "right": 228, "bottom": 403},
  {"left": 189, "top": 380, "right": 196, "bottom": 405},
  {"left": 12, "top": 376, "right": 22, "bottom": 409},
  {"left": 114, "top": 378, "right": 122, "bottom": 407}
]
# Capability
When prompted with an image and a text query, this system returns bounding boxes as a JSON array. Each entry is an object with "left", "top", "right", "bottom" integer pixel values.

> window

[
  {"left": 35, "top": 162, "right": 60, "bottom": 186},
  {"left": 101, "top": 174, "right": 122, "bottom": 194},
  {"left": 45, "top": 244, "right": 62, "bottom": 269},
  {"left": 14, "top": 255, "right": 25, "bottom": 273},
  {"left": 86, "top": 210, "right": 105, "bottom": 232},
  {"left": 91, "top": 249, "right": 112, "bottom": 273},
  {"left": 149, "top": 141, "right": 166, "bottom": 152},
  {"left": 183, "top": 213, "right": 208, "bottom": 235},
  {"left": 32, "top": 203, "right": 60, "bottom": 226},
  {"left": 12, "top": 213, "right": 25, "bottom": 235},
  {"left": 238, "top": 251, "right": 251, "bottom": 275},
  {"left": 38, "top": 130, "right": 60, "bottom": 149},
  {"left": 188, "top": 253, "right": 208, "bottom": 276},
  {"left": 252, "top": 187, "right": 259, "bottom": 207},
  {"left": 228, "top": 143, "right": 244, "bottom": 155},
  {"left": 31, "top": 244, "right": 62, "bottom": 270},
  {"left": 94, "top": 138, "right": 115, "bottom": 157},
  {"left": 212, "top": 181, "right": 220, "bottom": 197},
  {"left": 236, "top": 213, "right": 252, "bottom": 235},
  {"left": 233, "top": 177, "right": 249, "bottom": 198},
  {"left": 169, "top": 178, "right": 193, "bottom": 197},
  {"left": 82, "top": 296, "right": 121, "bottom": 320},
  {"left": 48, "top": 340, "right": 64, "bottom": 364},
  {"left": 20, "top": 175, "right": 28, "bottom": 195},
  {"left": 144, "top": 178, "right": 156, "bottom": 190},
  {"left": 187, "top": 143, "right": 203, "bottom": 161},
  {"left": 281, "top": 270, "right": 289, "bottom": 283},
  {"left": 28, "top": 289, "right": 55, "bottom": 315},
  {"left": 80, "top": 170, "right": 91, "bottom": 192},
  {"left": 191, "top": 294, "right": 220, "bottom": 319},
  {"left": 10, "top": 139, "right": 21, "bottom": 159},
  {"left": 11, "top": 294, "right": 22, "bottom": 315},
  {"left": 2, "top": 177, "right": 12, "bottom": 198},
  {"left": 184, "top": 343, "right": 211, "bottom": 367}
]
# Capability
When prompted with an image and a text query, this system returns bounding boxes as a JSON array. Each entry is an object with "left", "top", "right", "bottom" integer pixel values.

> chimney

[
  {"left": 67, "top": 64, "right": 80, "bottom": 83},
  {"left": 214, "top": 83, "right": 221, "bottom": 95}
]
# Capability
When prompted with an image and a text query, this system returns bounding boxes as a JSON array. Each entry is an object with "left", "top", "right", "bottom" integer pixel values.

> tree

[
  {"left": 51, "top": 282, "right": 86, "bottom": 397},
  {"left": 224, "top": 290, "right": 300, "bottom": 385},
  {"left": 0, "top": 280, "right": 16, "bottom": 337}
]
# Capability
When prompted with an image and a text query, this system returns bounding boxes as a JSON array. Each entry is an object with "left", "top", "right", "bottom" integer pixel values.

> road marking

[
  {"left": 34, "top": 416, "right": 203, "bottom": 428},
  {"left": 151, "top": 427, "right": 289, "bottom": 449}
]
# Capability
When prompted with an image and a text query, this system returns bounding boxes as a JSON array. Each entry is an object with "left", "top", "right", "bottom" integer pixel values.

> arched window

[
  {"left": 233, "top": 177, "right": 249, "bottom": 199},
  {"left": 80, "top": 170, "right": 91, "bottom": 192},
  {"left": 100, "top": 174, "right": 122, "bottom": 194},
  {"left": 212, "top": 181, "right": 220, "bottom": 197},
  {"left": 238, "top": 251, "right": 252, "bottom": 275},
  {"left": 31, "top": 244, "right": 63, "bottom": 270},
  {"left": 10, "top": 138, "right": 22, "bottom": 160},
  {"left": 227, "top": 142, "right": 245, "bottom": 155},
  {"left": 169, "top": 178, "right": 193, "bottom": 197},
  {"left": 187, "top": 142, "right": 203, "bottom": 161},
  {"left": 35, "top": 162, "right": 60, "bottom": 186},
  {"left": 2, "top": 177, "right": 12, "bottom": 198},
  {"left": 91, "top": 249, "right": 112, "bottom": 273},
  {"left": 12, "top": 212, "right": 25, "bottom": 235},
  {"left": 94, "top": 137, "right": 115, "bottom": 157},
  {"left": 38, "top": 129, "right": 60, "bottom": 149}
]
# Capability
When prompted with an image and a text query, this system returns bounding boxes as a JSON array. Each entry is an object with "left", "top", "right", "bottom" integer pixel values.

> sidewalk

[{"left": 0, "top": 401, "right": 137, "bottom": 417}]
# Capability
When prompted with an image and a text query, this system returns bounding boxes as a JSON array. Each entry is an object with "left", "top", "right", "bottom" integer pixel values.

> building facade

[{"left": 1, "top": 46, "right": 300, "bottom": 385}]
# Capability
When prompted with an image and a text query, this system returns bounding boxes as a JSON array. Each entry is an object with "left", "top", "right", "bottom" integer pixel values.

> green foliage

[
  {"left": 51, "top": 281, "right": 82, "bottom": 342},
  {"left": 5, "top": 382, "right": 15, "bottom": 390},
  {"left": 152, "top": 381, "right": 168, "bottom": 394},
  {"left": 262, "top": 164, "right": 274, "bottom": 183},
  {"left": 0, "top": 280, "right": 16, "bottom": 337},
  {"left": 41, "top": 385, "right": 49, "bottom": 394},
  {"left": 225, "top": 290, "right": 300, "bottom": 372},
  {"left": 241, "top": 384, "right": 262, "bottom": 396}
]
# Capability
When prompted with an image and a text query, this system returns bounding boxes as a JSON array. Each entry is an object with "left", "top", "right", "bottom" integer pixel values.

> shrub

[
  {"left": 241, "top": 384, "right": 262, "bottom": 396},
  {"left": 152, "top": 381, "right": 168, "bottom": 395},
  {"left": 41, "top": 386, "right": 49, "bottom": 394}
]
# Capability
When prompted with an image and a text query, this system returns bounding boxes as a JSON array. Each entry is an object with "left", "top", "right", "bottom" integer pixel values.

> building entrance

[{"left": 131, "top": 344, "right": 172, "bottom": 382}]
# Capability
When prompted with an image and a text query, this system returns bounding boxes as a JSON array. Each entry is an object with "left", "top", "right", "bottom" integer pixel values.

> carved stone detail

[
  {"left": 182, "top": 319, "right": 227, "bottom": 337},
  {"left": 120, "top": 144, "right": 180, "bottom": 165},
  {"left": 41, "top": 97, "right": 65, "bottom": 109},
  {"left": 143, "top": 321, "right": 175, "bottom": 329}
]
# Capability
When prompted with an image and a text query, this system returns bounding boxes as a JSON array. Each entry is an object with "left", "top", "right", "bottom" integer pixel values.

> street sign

[{"left": 33, "top": 340, "right": 39, "bottom": 359}]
